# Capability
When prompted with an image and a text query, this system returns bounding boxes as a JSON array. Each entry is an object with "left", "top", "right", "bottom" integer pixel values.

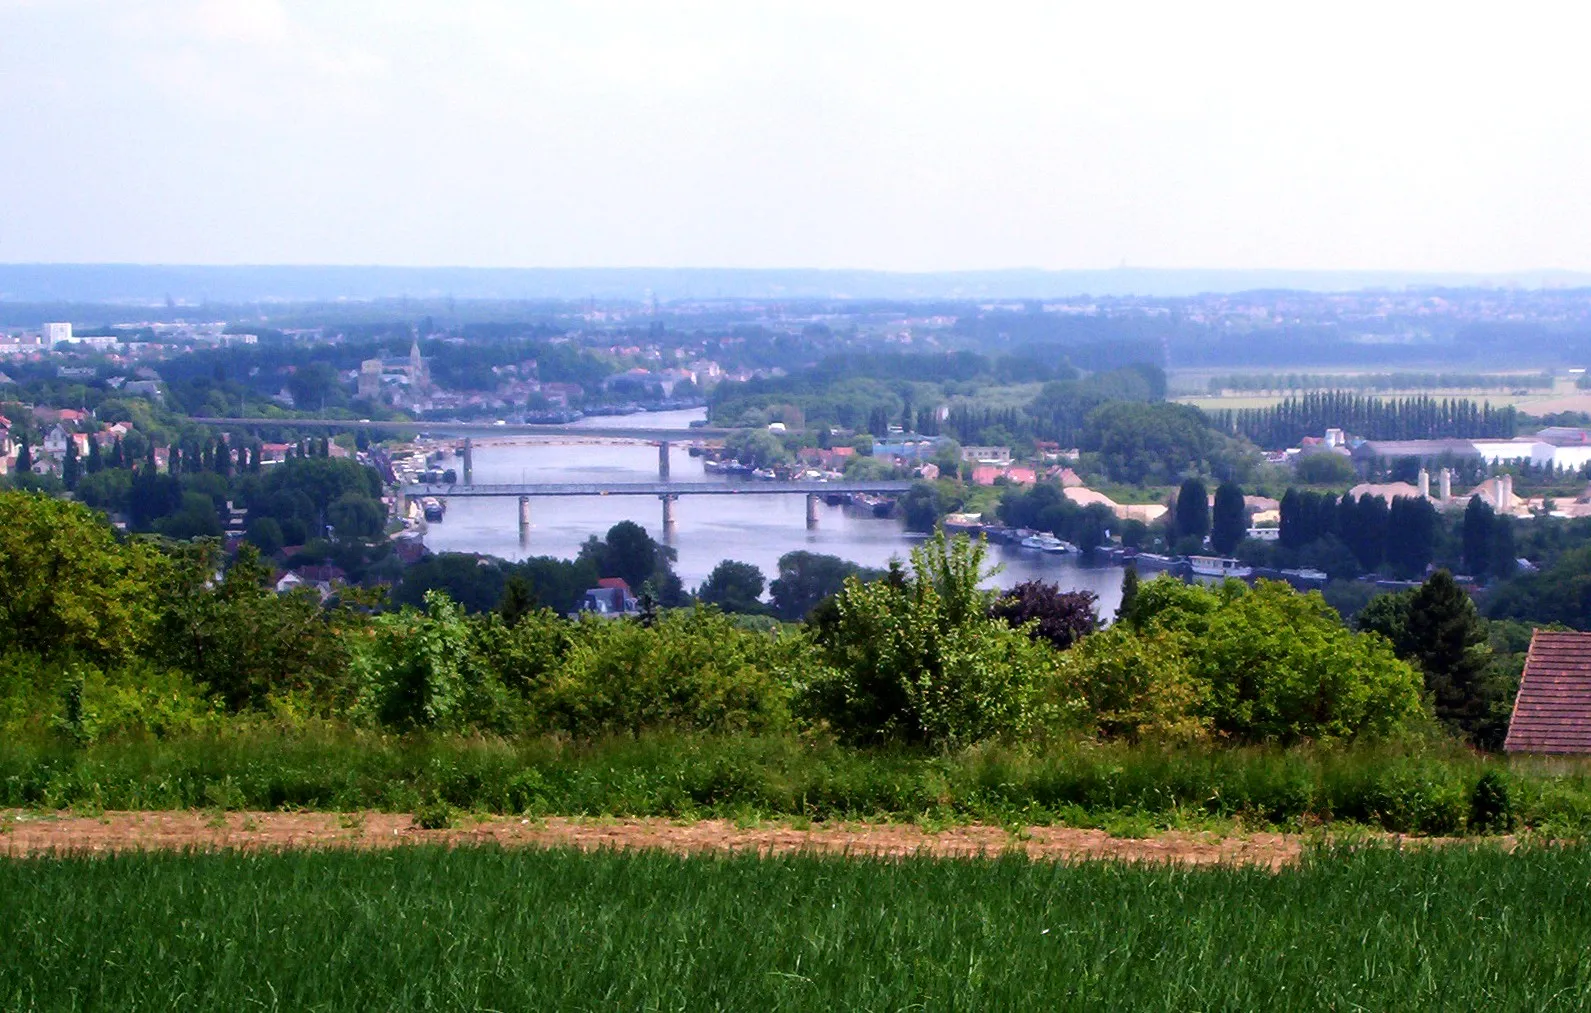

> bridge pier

[
  {"left": 806, "top": 493, "right": 819, "bottom": 529},
  {"left": 462, "top": 438, "right": 473, "bottom": 486},
  {"left": 658, "top": 440, "right": 671, "bottom": 480},
  {"left": 660, "top": 494, "right": 678, "bottom": 537},
  {"left": 518, "top": 495, "right": 531, "bottom": 546}
]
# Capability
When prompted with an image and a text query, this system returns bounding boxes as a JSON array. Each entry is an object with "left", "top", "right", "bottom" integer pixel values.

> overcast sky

[{"left": 2, "top": 1, "right": 1588, "bottom": 272}]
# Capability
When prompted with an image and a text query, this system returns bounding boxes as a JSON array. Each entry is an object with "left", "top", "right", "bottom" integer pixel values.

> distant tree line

[{"left": 1209, "top": 393, "right": 1517, "bottom": 449}]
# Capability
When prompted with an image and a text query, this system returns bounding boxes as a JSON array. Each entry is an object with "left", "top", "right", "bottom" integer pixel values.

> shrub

[
  {"left": 804, "top": 533, "right": 1061, "bottom": 746},
  {"left": 352, "top": 591, "right": 508, "bottom": 732},
  {"left": 989, "top": 582, "right": 1100, "bottom": 650},
  {"left": 1054, "top": 627, "right": 1208, "bottom": 742},
  {"left": 531, "top": 607, "right": 800, "bottom": 738}
]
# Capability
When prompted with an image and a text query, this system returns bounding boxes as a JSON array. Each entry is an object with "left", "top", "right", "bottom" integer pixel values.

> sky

[{"left": 2, "top": 1, "right": 1589, "bottom": 272}]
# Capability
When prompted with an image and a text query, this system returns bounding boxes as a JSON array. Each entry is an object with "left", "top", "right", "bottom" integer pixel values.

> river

[{"left": 420, "top": 408, "right": 1127, "bottom": 614}]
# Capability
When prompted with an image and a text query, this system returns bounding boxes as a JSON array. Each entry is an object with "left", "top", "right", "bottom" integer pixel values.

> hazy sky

[{"left": 3, "top": 1, "right": 1588, "bottom": 271}]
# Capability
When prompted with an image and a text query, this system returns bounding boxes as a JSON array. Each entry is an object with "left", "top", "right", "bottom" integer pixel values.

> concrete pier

[
  {"left": 661, "top": 493, "right": 678, "bottom": 535},
  {"left": 658, "top": 440, "right": 671, "bottom": 480},
  {"left": 518, "top": 495, "right": 531, "bottom": 545},
  {"left": 806, "top": 493, "right": 819, "bottom": 529},
  {"left": 462, "top": 437, "right": 474, "bottom": 486}
]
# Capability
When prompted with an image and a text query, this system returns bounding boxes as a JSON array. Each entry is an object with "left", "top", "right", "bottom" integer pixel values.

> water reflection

[{"left": 421, "top": 409, "right": 1126, "bottom": 614}]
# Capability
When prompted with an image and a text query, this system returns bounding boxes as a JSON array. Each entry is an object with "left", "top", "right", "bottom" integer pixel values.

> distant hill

[{"left": 2, "top": 263, "right": 1589, "bottom": 304}]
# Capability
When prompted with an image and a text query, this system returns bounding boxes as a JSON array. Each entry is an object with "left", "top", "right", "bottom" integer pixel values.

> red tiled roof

[
  {"left": 596, "top": 577, "right": 631, "bottom": 592},
  {"left": 1505, "top": 630, "right": 1591, "bottom": 754}
]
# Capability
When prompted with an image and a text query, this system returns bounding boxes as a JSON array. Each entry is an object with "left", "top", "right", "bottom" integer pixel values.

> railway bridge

[{"left": 398, "top": 480, "right": 918, "bottom": 542}]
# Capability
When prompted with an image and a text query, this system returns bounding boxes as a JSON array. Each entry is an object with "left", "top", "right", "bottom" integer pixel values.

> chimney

[
  {"left": 1418, "top": 468, "right": 1430, "bottom": 499},
  {"left": 1439, "top": 468, "right": 1452, "bottom": 501}
]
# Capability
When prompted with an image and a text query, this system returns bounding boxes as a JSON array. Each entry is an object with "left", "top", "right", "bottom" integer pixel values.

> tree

[
  {"left": 805, "top": 533, "right": 1055, "bottom": 746},
  {"left": 990, "top": 581, "right": 1100, "bottom": 649},
  {"left": 1294, "top": 453, "right": 1355, "bottom": 484},
  {"left": 0, "top": 490, "right": 168, "bottom": 661},
  {"left": 576, "top": 521, "right": 681, "bottom": 604},
  {"left": 770, "top": 551, "right": 880, "bottom": 621},
  {"left": 1210, "top": 482, "right": 1246, "bottom": 554},
  {"left": 899, "top": 480, "right": 942, "bottom": 533},
  {"left": 497, "top": 575, "right": 538, "bottom": 627},
  {"left": 1462, "top": 496, "right": 1494, "bottom": 578},
  {"left": 14, "top": 438, "right": 31, "bottom": 475},
  {"left": 698, "top": 559, "right": 767, "bottom": 615},
  {"left": 1174, "top": 478, "right": 1210, "bottom": 544},
  {"left": 1385, "top": 496, "right": 1437, "bottom": 578},
  {"left": 85, "top": 434, "right": 102, "bottom": 474},
  {"left": 1405, "top": 570, "right": 1492, "bottom": 739},
  {"left": 245, "top": 516, "right": 285, "bottom": 556},
  {"left": 61, "top": 436, "right": 80, "bottom": 490},
  {"left": 1116, "top": 565, "right": 1140, "bottom": 625}
]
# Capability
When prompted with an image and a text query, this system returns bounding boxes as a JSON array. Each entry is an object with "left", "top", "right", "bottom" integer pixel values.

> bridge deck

[
  {"left": 400, "top": 481, "right": 915, "bottom": 497},
  {"left": 213, "top": 417, "right": 729, "bottom": 439}
]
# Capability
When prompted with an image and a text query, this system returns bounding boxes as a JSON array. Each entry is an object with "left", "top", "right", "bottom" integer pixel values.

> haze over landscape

[{"left": 4, "top": 0, "right": 1590, "bottom": 276}]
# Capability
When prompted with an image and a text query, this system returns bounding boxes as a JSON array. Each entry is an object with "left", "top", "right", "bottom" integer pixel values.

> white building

[{"left": 42, "top": 322, "right": 72, "bottom": 347}]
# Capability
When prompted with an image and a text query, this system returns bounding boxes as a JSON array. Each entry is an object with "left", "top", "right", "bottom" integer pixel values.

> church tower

[{"left": 409, "top": 340, "right": 429, "bottom": 395}]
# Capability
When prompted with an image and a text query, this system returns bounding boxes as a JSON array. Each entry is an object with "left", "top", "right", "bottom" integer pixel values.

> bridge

[
  {"left": 212, "top": 416, "right": 731, "bottom": 483},
  {"left": 398, "top": 480, "right": 917, "bottom": 541},
  {"left": 207, "top": 416, "right": 731, "bottom": 440}
]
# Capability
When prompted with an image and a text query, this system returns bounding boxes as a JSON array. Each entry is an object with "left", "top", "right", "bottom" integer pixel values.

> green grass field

[{"left": 3, "top": 843, "right": 1589, "bottom": 1010}]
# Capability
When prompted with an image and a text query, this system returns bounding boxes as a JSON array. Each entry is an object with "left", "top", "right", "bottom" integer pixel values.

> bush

[
  {"left": 989, "top": 582, "right": 1100, "bottom": 650},
  {"left": 529, "top": 607, "right": 801, "bottom": 738},
  {"left": 804, "top": 533, "right": 1061, "bottom": 746}
]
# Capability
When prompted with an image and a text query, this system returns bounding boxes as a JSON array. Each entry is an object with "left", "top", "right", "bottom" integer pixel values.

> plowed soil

[{"left": 1, "top": 811, "right": 1306, "bottom": 867}]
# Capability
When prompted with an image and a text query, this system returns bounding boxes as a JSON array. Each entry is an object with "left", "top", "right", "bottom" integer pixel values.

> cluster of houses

[{"left": 0, "top": 409, "right": 145, "bottom": 477}]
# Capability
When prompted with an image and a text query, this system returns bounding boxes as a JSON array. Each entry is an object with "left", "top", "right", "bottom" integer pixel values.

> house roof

[
  {"left": 1505, "top": 630, "right": 1591, "bottom": 754},
  {"left": 596, "top": 577, "right": 631, "bottom": 592}
]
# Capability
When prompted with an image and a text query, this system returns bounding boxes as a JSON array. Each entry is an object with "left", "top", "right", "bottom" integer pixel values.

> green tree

[
  {"left": 1210, "top": 481, "right": 1246, "bottom": 554},
  {"left": 0, "top": 490, "right": 168, "bottom": 661},
  {"left": 62, "top": 436, "right": 80, "bottom": 490},
  {"left": 497, "top": 575, "right": 538, "bottom": 628},
  {"left": 1462, "top": 496, "right": 1494, "bottom": 578},
  {"left": 1405, "top": 570, "right": 1492, "bottom": 740},
  {"left": 14, "top": 438, "right": 31, "bottom": 475},
  {"left": 579, "top": 520, "right": 678, "bottom": 597},
  {"left": 805, "top": 532, "right": 1055, "bottom": 746},
  {"left": 1116, "top": 565, "right": 1140, "bottom": 625},
  {"left": 1175, "top": 478, "right": 1210, "bottom": 544},
  {"left": 770, "top": 551, "right": 880, "bottom": 621},
  {"left": 698, "top": 559, "right": 767, "bottom": 614}
]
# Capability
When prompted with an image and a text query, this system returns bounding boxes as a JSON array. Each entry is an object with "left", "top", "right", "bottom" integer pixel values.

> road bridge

[
  {"left": 399, "top": 480, "right": 917, "bottom": 542},
  {"left": 208, "top": 416, "right": 731, "bottom": 440},
  {"left": 212, "top": 416, "right": 731, "bottom": 482}
]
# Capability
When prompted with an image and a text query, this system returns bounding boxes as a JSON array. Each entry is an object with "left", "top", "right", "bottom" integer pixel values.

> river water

[{"left": 421, "top": 409, "right": 1126, "bottom": 614}]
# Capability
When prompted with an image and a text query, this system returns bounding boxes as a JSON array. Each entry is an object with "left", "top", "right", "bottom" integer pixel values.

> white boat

[
  {"left": 1189, "top": 555, "right": 1252, "bottom": 578},
  {"left": 1279, "top": 567, "right": 1329, "bottom": 582},
  {"left": 1021, "top": 533, "right": 1072, "bottom": 553}
]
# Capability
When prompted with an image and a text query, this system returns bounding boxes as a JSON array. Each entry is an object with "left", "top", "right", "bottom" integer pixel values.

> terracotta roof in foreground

[{"left": 1505, "top": 630, "right": 1591, "bottom": 754}]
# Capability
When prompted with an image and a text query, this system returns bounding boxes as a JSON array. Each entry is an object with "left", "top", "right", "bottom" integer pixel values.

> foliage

[
  {"left": 155, "top": 542, "right": 350, "bottom": 712},
  {"left": 989, "top": 581, "right": 1100, "bottom": 650},
  {"left": 697, "top": 559, "right": 767, "bottom": 614},
  {"left": 0, "top": 491, "right": 169, "bottom": 662},
  {"left": 353, "top": 591, "right": 504, "bottom": 731},
  {"left": 1174, "top": 478, "right": 1209, "bottom": 542},
  {"left": 1210, "top": 392, "right": 1517, "bottom": 450},
  {"left": 804, "top": 533, "right": 1059, "bottom": 746},
  {"left": 1210, "top": 481, "right": 1247, "bottom": 554},
  {"left": 1117, "top": 576, "right": 1427, "bottom": 745},
  {"left": 768, "top": 550, "right": 883, "bottom": 621},
  {"left": 1293, "top": 452, "right": 1356, "bottom": 484}
]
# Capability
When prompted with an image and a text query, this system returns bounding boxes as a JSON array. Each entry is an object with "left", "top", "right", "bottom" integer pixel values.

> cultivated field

[{"left": 3, "top": 842, "right": 1588, "bottom": 1009}]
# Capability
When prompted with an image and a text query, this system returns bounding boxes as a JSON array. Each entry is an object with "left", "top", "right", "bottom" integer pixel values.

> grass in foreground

[{"left": 3, "top": 843, "right": 1591, "bottom": 1010}]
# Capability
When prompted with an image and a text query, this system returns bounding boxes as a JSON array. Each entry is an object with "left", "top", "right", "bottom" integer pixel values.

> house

[
  {"left": 577, "top": 577, "right": 638, "bottom": 616},
  {"left": 961, "top": 446, "right": 1012, "bottom": 465},
  {"left": 1505, "top": 630, "right": 1591, "bottom": 754}
]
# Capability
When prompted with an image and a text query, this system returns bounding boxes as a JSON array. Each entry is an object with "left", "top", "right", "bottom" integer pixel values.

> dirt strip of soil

[{"left": 1, "top": 811, "right": 1303, "bottom": 867}]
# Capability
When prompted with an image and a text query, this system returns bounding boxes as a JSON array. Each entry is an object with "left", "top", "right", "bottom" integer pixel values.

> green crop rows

[{"left": 4, "top": 843, "right": 1590, "bottom": 1010}]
